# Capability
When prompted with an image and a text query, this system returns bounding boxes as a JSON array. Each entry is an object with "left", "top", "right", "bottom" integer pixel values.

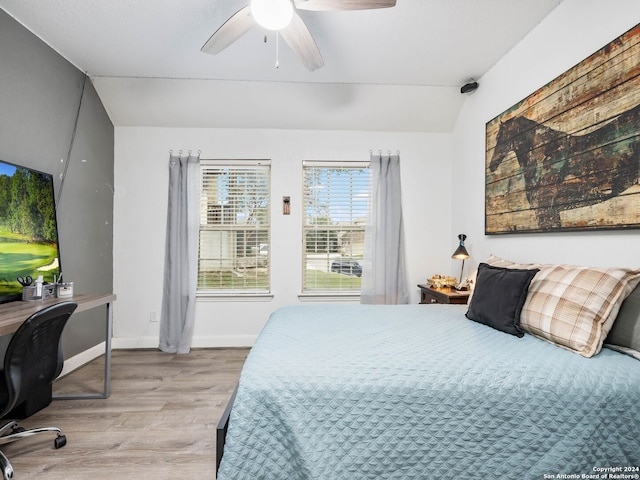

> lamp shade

[
  {"left": 451, "top": 234, "right": 470, "bottom": 259},
  {"left": 251, "top": 0, "right": 294, "bottom": 30}
]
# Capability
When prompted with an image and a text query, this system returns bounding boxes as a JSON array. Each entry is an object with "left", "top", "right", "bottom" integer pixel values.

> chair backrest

[{"left": 3, "top": 301, "right": 77, "bottom": 413}]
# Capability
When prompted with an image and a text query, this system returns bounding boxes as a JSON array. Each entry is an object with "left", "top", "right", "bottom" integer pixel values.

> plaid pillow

[{"left": 486, "top": 255, "right": 640, "bottom": 357}]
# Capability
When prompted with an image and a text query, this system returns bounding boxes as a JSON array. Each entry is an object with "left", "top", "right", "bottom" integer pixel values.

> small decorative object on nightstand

[
  {"left": 418, "top": 284, "right": 470, "bottom": 305},
  {"left": 426, "top": 274, "right": 457, "bottom": 289}
]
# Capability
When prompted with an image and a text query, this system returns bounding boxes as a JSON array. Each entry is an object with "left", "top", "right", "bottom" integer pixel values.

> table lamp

[{"left": 451, "top": 233, "right": 470, "bottom": 285}]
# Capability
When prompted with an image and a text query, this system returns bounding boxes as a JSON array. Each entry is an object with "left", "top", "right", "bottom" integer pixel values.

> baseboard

[
  {"left": 60, "top": 342, "right": 106, "bottom": 377},
  {"left": 60, "top": 335, "right": 256, "bottom": 376},
  {"left": 111, "top": 335, "right": 257, "bottom": 350},
  {"left": 111, "top": 336, "right": 160, "bottom": 350},
  {"left": 191, "top": 335, "right": 257, "bottom": 348}
]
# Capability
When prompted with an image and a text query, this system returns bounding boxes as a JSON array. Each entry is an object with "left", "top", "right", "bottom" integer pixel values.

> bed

[{"left": 216, "top": 259, "right": 640, "bottom": 479}]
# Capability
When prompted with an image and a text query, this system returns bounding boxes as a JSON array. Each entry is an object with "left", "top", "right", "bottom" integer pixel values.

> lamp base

[{"left": 459, "top": 259, "right": 465, "bottom": 286}]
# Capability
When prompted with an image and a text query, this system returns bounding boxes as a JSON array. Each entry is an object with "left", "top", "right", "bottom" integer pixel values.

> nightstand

[{"left": 417, "top": 284, "right": 470, "bottom": 305}]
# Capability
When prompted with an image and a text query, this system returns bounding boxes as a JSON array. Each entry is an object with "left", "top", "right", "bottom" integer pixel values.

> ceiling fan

[{"left": 201, "top": 0, "right": 397, "bottom": 71}]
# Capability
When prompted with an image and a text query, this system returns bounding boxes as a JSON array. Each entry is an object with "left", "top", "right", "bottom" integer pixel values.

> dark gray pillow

[
  {"left": 466, "top": 263, "right": 539, "bottom": 337},
  {"left": 605, "top": 283, "right": 640, "bottom": 360}
]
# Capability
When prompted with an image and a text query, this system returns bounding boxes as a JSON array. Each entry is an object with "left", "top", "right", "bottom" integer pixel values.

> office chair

[{"left": 0, "top": 301, "right": 77, "bottom": 480}]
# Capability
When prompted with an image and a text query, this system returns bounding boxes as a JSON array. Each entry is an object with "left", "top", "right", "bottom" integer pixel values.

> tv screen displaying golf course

[{"left": 0, "top": 159, "right": 61, "bottom": 304}]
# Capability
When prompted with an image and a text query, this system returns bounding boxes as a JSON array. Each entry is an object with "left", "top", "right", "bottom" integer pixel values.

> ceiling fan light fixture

[{"left": 251, "top": 0, "right": 294, "bottom": 31}]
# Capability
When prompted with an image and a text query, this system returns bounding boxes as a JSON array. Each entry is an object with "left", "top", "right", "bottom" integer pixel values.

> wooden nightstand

[{"left": 417, "top": 284, "right": 470, "bottom": 305}]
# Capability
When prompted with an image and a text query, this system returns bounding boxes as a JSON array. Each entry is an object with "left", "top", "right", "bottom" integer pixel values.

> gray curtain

[
  {"left": 159, "top": 152, "right": 200, "bottom": 353},
  {"left": 360, "top": 153, "right": 410, "bottom": 305}
]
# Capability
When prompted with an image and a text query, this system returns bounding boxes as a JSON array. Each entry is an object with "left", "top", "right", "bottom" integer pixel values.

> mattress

[{"left": 216, "top": 304, "right": 640, "bottom": 479}]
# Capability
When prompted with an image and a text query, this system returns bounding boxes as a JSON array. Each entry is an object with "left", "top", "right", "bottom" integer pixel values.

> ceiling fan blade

[
  {"left": 294, "top": 0, "right": 396, "bottom": 11},
  {"left": 279, "top": 11, "right": 324, "bottom": 71},
  {"left": 201, "top": 5, "right": 255, "bottom": 55}
]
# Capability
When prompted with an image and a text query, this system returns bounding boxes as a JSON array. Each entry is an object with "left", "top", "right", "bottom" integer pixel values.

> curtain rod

[
  {"left": 169, "top": 149, "right": 201, "bottom": 156},
  {"left": 369, "top": 150, "right": 400, "bottom": 155}
]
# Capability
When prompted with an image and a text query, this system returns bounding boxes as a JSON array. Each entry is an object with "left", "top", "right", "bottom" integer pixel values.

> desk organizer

[
  {"left": 22, "top": 283, "right": 73, "bottom": 301},
  {"left": 56, "top": 282, "right": 74, "bottom": 298},
  {"left": 22, "top": 286, "right": 40, "bottom": 301}
]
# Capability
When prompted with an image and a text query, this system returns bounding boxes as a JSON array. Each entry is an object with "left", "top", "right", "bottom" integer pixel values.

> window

[
  {"left": 302, "top": 162, "right": 370, "bottom": 294},
  {"left": 198, "top": 161, "right": 270, "bottom": 293}
]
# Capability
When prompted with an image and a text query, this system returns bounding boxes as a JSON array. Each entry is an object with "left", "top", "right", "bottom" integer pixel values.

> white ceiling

[{"left": 0, "top": 0, "right": 563, "bottom": 131}]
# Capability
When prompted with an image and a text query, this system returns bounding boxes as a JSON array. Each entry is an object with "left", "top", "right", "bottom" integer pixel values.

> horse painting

[{"left": 487, "top": 103, "right": 640, "bottom": 232}]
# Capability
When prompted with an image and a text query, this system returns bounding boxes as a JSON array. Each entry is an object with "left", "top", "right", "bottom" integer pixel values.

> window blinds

[
  {"left": 198, "top": 162, "right": 270, "bottom": 292},
  {"left": 302, "top": 163, "right": 370, "bottom": 293}
]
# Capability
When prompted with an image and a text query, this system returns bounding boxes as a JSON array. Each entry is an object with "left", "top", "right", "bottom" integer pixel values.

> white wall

[
  {"left": 114, "top": 0, "right": 640, "bottom": 350},
  {"left": 113, "top": 128, "right": 453, "bottom": 347},
  {"left": 452, "top": 0, "right": 640, "bottom": 271}
]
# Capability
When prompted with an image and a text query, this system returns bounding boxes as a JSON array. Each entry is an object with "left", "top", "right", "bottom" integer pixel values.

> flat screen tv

[{"left": 0, "top": 159, "right": 62, "bottom": 304}]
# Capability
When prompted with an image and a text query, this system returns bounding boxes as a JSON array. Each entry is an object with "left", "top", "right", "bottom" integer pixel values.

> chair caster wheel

[
  {"left": 0, "top": 455, "right": 14, "bottom": 479},
  {"left": 10, "top": 427, "right": 25, "bottom": 434},
  {"left": 54, "top": 435, "right": 66, "bottom": 449}
]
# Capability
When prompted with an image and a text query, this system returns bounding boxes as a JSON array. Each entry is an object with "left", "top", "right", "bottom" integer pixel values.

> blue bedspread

[{"left": 217, "top": 305, "right": 640, "bottom": 479}]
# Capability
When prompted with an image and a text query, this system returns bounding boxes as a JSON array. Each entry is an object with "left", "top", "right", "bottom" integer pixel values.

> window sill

[
  {"left": 298, "top": 293, "right": 361, "bottom": 302},
  {"left": 197, "top": 292, "right": 274, "bottom": 302}
]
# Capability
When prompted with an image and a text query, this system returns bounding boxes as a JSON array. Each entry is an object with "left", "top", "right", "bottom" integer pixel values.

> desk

[{"left": 0, "top": 293, "right": 116, "bottom": 400}]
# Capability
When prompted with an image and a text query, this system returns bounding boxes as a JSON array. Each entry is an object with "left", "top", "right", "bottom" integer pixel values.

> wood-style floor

[{"left": 1, "top": 348, "right": 249, "bottom": 479}]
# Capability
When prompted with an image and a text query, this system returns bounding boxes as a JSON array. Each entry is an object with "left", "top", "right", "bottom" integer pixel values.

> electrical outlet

[{"left": 149, "top": 310, "right": 159, "bottom": 323}]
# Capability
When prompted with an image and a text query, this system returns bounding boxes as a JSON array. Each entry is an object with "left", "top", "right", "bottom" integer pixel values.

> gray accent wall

[{"left": 0, "top": 9, "right": 114, "bottom": 358}]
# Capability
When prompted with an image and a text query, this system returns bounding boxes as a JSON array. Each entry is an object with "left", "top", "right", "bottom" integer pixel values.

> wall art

[{"left": 486, "top": 23, "right": 640, "bottom": 234}]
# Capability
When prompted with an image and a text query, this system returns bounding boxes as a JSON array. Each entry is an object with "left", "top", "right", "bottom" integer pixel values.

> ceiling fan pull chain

[{"left": 275, "top": 31, "right": 280, "bottom": 69}]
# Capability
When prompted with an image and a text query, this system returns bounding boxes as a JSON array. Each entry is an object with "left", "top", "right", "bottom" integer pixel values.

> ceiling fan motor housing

[
  {"left": 251, "top": 0, "right": 294, "bottom": 31},
  {"left": 202, "top": 0, "right": 397, "bottom": 71}
]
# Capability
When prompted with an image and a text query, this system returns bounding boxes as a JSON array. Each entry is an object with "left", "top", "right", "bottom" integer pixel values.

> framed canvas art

[{"left": 485, "top": 23, "right": 640, "bottom": 234}]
